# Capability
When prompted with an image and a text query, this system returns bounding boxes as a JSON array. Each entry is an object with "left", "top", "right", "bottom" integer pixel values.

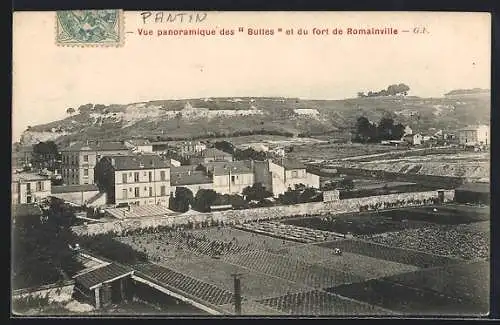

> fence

[{"left": 72, "top": 190, "right": 453, "bottom": 236}]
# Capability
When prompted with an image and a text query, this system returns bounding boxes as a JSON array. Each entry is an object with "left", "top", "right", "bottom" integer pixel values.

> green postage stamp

[{"left": 56, "top": 10, "right": 124, "bottom": 47}]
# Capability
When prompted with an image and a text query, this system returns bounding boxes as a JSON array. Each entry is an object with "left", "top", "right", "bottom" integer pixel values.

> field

[
  {"left": 110, "top": 204, "right": 488, "bottom": 316},
  {"left": 288, "top": 143, "right": 403, "bottom": 162}
]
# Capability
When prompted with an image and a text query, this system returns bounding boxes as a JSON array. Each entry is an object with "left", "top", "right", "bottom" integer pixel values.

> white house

[
  {"left": 458, "top": 125, "right": 490, "bottom": 146},
  {"left": 124, "top": 139, "right": 154, "bottom": 153}
]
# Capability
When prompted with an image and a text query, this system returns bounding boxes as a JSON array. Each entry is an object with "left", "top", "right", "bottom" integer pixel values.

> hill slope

[{"left": 21, "top": 93, "right": 490, "bottom": 145}]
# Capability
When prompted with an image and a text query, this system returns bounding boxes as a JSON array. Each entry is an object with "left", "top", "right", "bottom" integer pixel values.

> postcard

[{"left": 11, "top": 11, "right": 490, "bottom": 317}]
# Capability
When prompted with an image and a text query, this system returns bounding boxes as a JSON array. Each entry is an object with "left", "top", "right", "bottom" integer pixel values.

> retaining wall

[
  {"left": 72, "top": 190, "right": 452, "bottom": 236},
  {"left": 12, "top": 281, "right": 75, "bottom": 303}
]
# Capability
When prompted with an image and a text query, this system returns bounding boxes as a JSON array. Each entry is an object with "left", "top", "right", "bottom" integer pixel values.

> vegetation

[
  {"left": 357, "top": 83, "right": 410, "bottom": 97},
  {"left": 192, "top": 189, "right": 218, "bottom": 212},
  {"left": 242, "top": 183, "right": 273, "bottom": 202},
  {"left": 444, "top": 88, "right": 490, "bottom": 96},
  {"left": 32, "top": 141, "right": 60, "bottom": 171},
  {"left": 12, "top": 198, "right": 83, "bottom": 289},
  {"left": 79, "top": 234, "right": 148, "bottom": 264},
  {"left": 353, "top": 116, "right": 405, "bottom": 143},
  {"left": 278, "top": 184, "right": 323, "bottom": 205},
  {"left": 169, "top": 187, "right": 194, "bottom": 212}
]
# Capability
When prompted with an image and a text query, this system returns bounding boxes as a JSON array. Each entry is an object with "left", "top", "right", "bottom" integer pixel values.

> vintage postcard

[{"left": 12, "top": 11, "right": 491, "bottom": 317}]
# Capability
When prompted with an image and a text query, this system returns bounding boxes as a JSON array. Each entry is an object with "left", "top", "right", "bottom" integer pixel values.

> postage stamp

[{"left": 55, "top": 10, "right": 124, "bottom": 47}]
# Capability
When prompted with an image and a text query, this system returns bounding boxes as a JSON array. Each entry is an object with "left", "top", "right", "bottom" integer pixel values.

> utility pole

[{"left": 231, "top": 273, "right": 243, "bottom": 315}]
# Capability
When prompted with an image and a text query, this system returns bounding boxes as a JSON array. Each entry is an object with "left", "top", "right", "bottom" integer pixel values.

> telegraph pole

[{"left": 231, "top": 273, "right": 243, "bottom": 315}]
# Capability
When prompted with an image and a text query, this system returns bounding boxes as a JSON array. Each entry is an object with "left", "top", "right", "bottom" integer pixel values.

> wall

[
  {"left": 72, "top": 190, "right": 450, "bottom": 236},
  {"left": 12, "top": 281, "right": 75, "bottom": 304},
  {"left": 50, "top": 190, "right": 101, "bottom": 205},
  {"left": 323, "top": 190, "right": 340, "bottom": 202},
  {"left": 12, "top": 180, "right": 51, "bottom": 205},
  {"left": 212, "top": 173, "right": 254, "bottom": 195}
]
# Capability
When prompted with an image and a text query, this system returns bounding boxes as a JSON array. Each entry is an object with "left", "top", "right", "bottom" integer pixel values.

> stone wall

[
  {"left": 12, "top": 281, "right": 75, "bottom": 303},
  {"left": 72, "top": 190, "right": 450, "bottom": 236}
]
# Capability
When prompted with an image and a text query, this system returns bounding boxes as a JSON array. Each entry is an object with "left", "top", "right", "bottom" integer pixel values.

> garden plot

[
  {"left": 158, "top": 255, "right": 309, "bottom": 301},
  {"left": 235, "top": 222, "right": 343, "bottom": 243},
  {"left": 276, "top": 244, "right": 419, "bottom": 280},
  {"left": 223, "top": 250, "right": 364, "bottom": 289}
]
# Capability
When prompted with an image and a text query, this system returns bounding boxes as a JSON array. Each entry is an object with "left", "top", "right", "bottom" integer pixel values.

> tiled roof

[
  {"left": 202, "top": 161, "right": 252, "bottom": 176},
  {"left": 171, "top": 170, "right": 212, "bottom": 186},
  {"left": 51, "top": 184, "right": 99, "bottom": 194},
  {"left": 61, "top": 141, "right": 130, "bottom": 152},
  {"left": 75, "top": 263, "right": 133, "bottom": 290},
  {"left": 106, "top": 155, "right": 171, "bottom": 171},
  {"left": 456, "top": 182, "right": 490, "bottom": 194},
  {"left": 12, "top": 172, "right": 50, "bottom": 182},
  {"left": 272, "top": 158, "right": 306, "bottom": 170}
]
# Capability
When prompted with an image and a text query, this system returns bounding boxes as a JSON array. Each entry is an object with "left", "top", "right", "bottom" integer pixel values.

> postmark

[{"left": 56, "top": 10, "right": 124, "bottom": 47}]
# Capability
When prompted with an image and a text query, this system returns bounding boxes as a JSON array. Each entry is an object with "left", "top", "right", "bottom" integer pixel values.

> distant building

[
  {"left": 402, "top": 133, "right": 423, "bottom": 145},
  {"left": 403, "top": 126, "right": 413, "bottom": 136},
  {"left": 178, "top": 141, "right": 207, "bottom": 156},
  {"left": 457, "top": 125, "right": 490, "bottom": 146},
  {"left": 170, "top": 165, "right": 213, "bottom": 196},
  {"left": 189, "top": 148, "right": 233, "bottom": 165},
  {"left": 94, "top": 155, "right": 171, "bottom": 207},
  {"left": 254, "top": 158, "right": 320, "bottom": 197},
  {"left": 12, "top": 172, "right": 51, "bottom": 205},
  {"left": 12, "top": 145, "right": 33, "bottom": 169},
  {"left": 124, "top": 139, "right": 153, "bottom": 153},
  {"left": 60, "top": 141, "right": 131, "bottom": 186},
  {"left": 201, "top": 161, "right": 254, "bottom": 195}
]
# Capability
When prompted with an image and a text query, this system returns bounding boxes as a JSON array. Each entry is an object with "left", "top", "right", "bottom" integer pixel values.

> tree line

[
  {"left": 353, "top": 116, "right": 406, "bottom": 143},
  {"left": 357, "top": 83, "right": 410, "bottom": 97}
]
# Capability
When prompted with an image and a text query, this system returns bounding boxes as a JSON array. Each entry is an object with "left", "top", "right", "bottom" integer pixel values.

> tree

[
  {"left": 33, "top": 141, "right": 60, "bottom": 171},
  {"left": 214, "top": 141, "right": 235, "bottom": 154},
  {"left": 170, "top": 187, "right": 194, "bottom": 212},
  {"left": 242, "top": 183, "right": 272, "bottom": 202},
  {"left": 66, "top": 107, "right": 75, "bottom": 115},
  {"left": 340, "top": 177, "right": 354, "bottom": 191},
  {"left": 193, "top": 189, "right": 217, "bottom": 212},
  {"left": 77, "top": 103, "right": 93, "bottom": 114},
  {"left": 357, "top": 92, "right": 366, "bottom": 98}
]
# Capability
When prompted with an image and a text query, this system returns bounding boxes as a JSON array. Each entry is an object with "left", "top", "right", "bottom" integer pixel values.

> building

[
  {"left": 12, "top": 172, "right": 51, "bottom": 205},
  {"left": 60, "top": 141, "right": 131, "bottom": 186},
  {"left": 178, "top": 141, "right": 207, "bottom": 156},
  {"left": 402, "top": 133, "right": 423, "bottom": 145},
  {"left": 189, "top": 148, "right": 233, "bottom": 165},
  {"left": 12, "top": 145, "right": 34, "bottom": 169},
  {"left": 124, "top": 139, "right": 153, "bottom": 153},
  {"left": 201, "top": 161, "right": 254, "bottom": 195},
  {"left": 94, "top": 155, "right": 171, "bottom": 207},
  {"left": 458, "top": 125, "right": 490, "bottom": 146},
  {"left": 455, "top": 182, "right": 489, "bottom": 205},
  {"left": 51, "top": 184, "right": 106, "bottom": 206},
  {"left": 253, "top": 158, "right": 320, "bottom": 197},
  {"left": 170, "top": 165, "right": 213, "bottom": 196}
]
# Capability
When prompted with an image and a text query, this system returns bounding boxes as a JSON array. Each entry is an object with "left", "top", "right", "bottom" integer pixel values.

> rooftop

[
  {"left": 74, "top": 263, "right": 133, "bottom": 290},
  {"left": 105, "top": 155, "right": 171, "bottom": 171},
  {"left": 61, "top": 141, "right": 130, "bottom": 152},
  {"left": 12, "top": 172, "right": 50, "bottom": 182},
  {"left": 196, "top": 148, "right": 232, "bottom": 158},
  {"left": 202, "top": 161, "right": 252, "bottom": 176},
  {"left": 271, "top": 158, "right": 306, "bottom": 170},
  {"left": 126, "top": 139, "right": 151, "bottom": 146},
  {"left": 52, "top": 184, "right": 99, "bottom": 194},
  {"left": 171, "top": 170, "right": 212, "bottom": 186}
]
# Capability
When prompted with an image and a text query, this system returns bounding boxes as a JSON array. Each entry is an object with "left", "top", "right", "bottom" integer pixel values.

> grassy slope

[{"left": 27, "top": 93, "right": 490, "bottom": 144}]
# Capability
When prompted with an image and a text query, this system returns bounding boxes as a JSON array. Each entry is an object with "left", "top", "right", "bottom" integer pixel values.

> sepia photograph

[{"left": 11, "top": 11, "right": 490, "bottom": 317}]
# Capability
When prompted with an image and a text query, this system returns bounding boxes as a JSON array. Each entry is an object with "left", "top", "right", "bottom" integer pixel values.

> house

[
  {"left": 12, "top": 172, "right": 51, "bottom": 205},
  {"left": 457, "top": 125, "right": 490, "bottom": 147},
  {"left": 94, "top": 155, "right": 171, "bottom": 207},
  {"left": 201, "top": 161, "right": 254, "bottom": 195},
  {"left": 403, "top": 125, "right": 413, "bottom": 136},
  {"left": 170, "top": 165, "right": 213, "bottom": 196},
  {"left": 124, "top": 139, "right": 153, "bottom": 153},
  {"left": 178, "top": 141, "right": 207, "bottom": 156},
  {"left": 189, "top": 148, "right": 233, "bottom": 165},
  {"left": 60, "top": 141, "right": 131, "bottom": 186},
  {"left": 254, "top": 158, "right": 320, "bottom": 197},
  {"left": 402, "top": 133, "right": 423, "bottom": 145}
]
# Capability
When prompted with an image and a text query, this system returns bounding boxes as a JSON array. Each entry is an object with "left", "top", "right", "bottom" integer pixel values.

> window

[
  {"left": 149, "top": 187, "right": 153, "bottom": 197},
  {"left": 143, "top": 172, "right": 147, "bottom": 177},
  {"left": 36, "top": 181, "right": 42, "bottom": 191},
  {"left": 291, "top": 170, "right": 298, "bottom": 178},
  {"left": 134, "top": 187, "right": 140, "bottom": 198},
  {"left": 231, "top": 175, "right": 236, "bottom": 183},
  {"left": 83, "top": 169, "right": 89, "bottom": 177},
  {"left": 122, "top": 189, "right": 128, "bottom": 199},
  {"left": 160, "top": 171, "right": 166, "bottom": 181},
  {"left": 160, "top": 185, "right": 166, "bottom": 196},
  {"left": 83, "top": 180, "right": 89, "bottom": 185},
  {"left": 134, "top": 172, "right": 140, "bottom": 182},
  {"left": 83, "top": 155, "right": 89, "bottom": 162},
  {"left": 149, "top": 172, "right": 153, "bottom": 182},
  {"left": 122, "top": 173, "right": 128, "bottom": 183},
  {"left": 26, "top": 183, "right": 31, "bottom": 192}
]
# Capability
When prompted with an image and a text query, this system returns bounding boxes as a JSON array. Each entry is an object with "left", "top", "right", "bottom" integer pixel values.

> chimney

[
  {"left": 111, "top": 158, "right": 116, "bottom": 166},
  {"left": 188, "top": 170, "right": 191, "bottom": 176}
]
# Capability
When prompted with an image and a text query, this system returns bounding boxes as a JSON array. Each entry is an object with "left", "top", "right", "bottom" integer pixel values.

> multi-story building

[
  {"left": 201, "top": 161, "right": 254, "bottom": 195},
  {"left": 253, "top": 158, "right": 320, "bottom": 197},
  {"left": 94, "top": 155, "right": 171, "bottom": 207},
  {"left": 12, "top": 172, "right": 51, "bottom": 205},
  {"left": 458, "top": 125, "right": 490, "bottom": 146},
  {"left": 124, "top": 139, "right": 153, "bottom": 153},
  {"left": 60, "top": 141, "right": 131, "bottom": 186},
  {"left": 188, "top": 148, "right": 233, "bottom": 165}
]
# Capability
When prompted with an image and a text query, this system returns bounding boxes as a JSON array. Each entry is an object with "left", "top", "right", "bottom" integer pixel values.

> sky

[{"left": 12, "top": 11, "right": 491, "bottom": 141}]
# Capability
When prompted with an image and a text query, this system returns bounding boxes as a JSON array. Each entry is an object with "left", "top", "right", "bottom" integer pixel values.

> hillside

[{"left": 20, "top": 93, "right": 490, "bottom": 146}]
